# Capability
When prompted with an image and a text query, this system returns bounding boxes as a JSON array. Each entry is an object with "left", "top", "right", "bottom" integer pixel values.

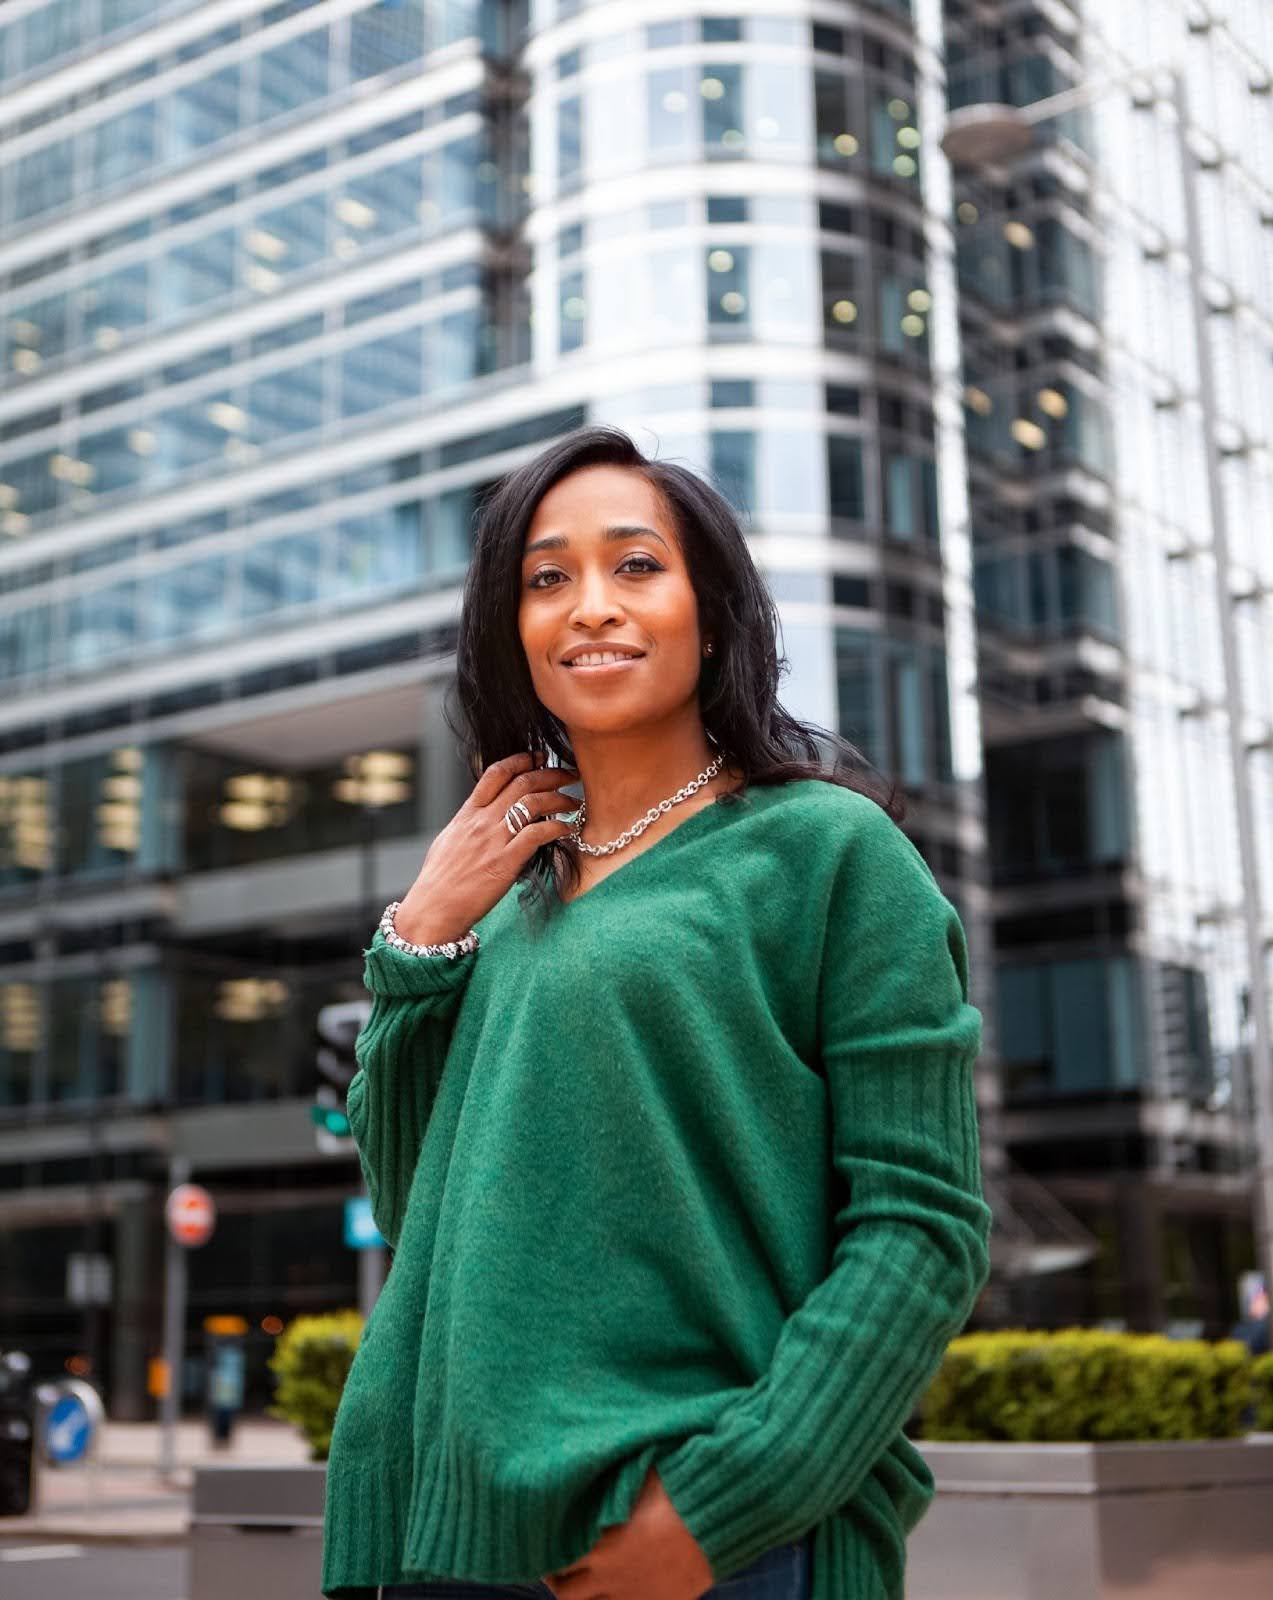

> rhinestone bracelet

[{"left": 378, "top": 901, "right": 480, "bottom": 960}]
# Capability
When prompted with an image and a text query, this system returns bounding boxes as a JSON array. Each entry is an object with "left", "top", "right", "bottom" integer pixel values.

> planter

[
  {"left": 907, "top": 1437, "right": 1273, "bottom": 1600},
  {"left": 190, "top": 1463, "right": 326, "bottom": 1600}
]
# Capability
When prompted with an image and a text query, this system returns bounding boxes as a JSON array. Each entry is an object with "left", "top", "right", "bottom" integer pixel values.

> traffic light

[{"left": 313, "top": 1000, "right": 370, "bottom": 1154}]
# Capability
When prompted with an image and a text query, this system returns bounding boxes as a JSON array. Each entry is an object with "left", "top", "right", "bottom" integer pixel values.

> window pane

[
  {"left": 648, "top": 66, "right": 695, "bottom": 156},
  {"left": 835, "top": 628, "right": 882, "bottom": 768},
  {"left": 700, "top": 63, "right": 744, "bottom": 156},
  {"left": 705, "top": 242, "right": 749, "bottom": 326},
  {"left": 257, "top": 29, "right": 329, "bottom": 123},
  {"left": 827, "top": 436, "right": 864, "bottom": 522}
]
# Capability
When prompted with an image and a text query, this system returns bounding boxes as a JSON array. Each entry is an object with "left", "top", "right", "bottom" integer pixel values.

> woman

[{"left": 321, "top": 425, "right": 992, "bottom": 1600}]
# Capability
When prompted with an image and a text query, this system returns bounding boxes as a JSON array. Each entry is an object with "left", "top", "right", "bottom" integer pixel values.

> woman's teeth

[{"left": 567, "top": 652, "right": 641, "bottom": 666}]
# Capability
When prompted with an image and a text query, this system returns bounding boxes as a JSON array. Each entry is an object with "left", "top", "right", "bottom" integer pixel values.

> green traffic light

[{"left": 310, "top": 1105, "right": 352, "bottom": 1136}]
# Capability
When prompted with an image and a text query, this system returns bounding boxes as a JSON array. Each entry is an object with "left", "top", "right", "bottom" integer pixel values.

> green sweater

[{"left": 321, "top": 778, "right": 991, "bottom": 1600}]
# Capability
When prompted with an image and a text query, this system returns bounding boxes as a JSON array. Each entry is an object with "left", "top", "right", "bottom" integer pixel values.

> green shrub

[
  {"left": 265, "top": 1309, "right": 365, "bottom": 1461},
  {"left": 919, "top": 1329, "right": 1253, "bottom": 1442},
  {"left": 1253, "top": 1352, "right": 1273, "bottom": 1432}
]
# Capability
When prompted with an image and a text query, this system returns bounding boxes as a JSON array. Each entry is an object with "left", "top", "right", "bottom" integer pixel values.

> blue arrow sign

[{"left": 45, "top": 1393, "right": 93, "bottom": 1464}]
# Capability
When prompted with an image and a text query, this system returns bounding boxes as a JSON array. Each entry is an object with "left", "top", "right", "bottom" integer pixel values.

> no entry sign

[{"left": 165, "top": 1182, "right": 216, "bottom": 1248}]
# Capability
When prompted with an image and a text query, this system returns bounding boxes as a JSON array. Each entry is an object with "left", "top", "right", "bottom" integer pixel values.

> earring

[{"left": 703, "top": 641, "right": 714, "bottom": 657}]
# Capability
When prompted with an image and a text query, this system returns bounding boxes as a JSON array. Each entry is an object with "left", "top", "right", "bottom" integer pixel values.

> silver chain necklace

[{"left": 568, "top": 752, "right": 727, "bottom": 857}]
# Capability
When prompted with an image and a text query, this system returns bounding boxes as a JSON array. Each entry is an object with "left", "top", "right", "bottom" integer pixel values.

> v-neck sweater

[{"left": 320, "top": 777, "right": 991, "bottom": 1600}]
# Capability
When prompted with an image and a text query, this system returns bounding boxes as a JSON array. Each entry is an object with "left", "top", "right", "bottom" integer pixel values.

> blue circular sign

[{"left": 45, "top": 1393, "right": 92, "bottom": 1464}]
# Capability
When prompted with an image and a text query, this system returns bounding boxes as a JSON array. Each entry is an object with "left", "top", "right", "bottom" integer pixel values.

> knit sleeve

[
  {"left": 653, "top": 797, "right": 992, "bottom": 1582},
  {"left": 345, "top": 928, "right": 477, "bottom": 1252}
]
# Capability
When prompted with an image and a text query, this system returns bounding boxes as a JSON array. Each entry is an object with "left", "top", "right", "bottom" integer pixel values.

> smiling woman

[{"left": 321, "top": 424, "right": 991, "bottom": 1600}]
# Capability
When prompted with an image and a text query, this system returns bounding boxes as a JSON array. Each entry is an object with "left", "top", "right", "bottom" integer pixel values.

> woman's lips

[{"left": 562, "top": 654, "right": 646, "bottom": 676}]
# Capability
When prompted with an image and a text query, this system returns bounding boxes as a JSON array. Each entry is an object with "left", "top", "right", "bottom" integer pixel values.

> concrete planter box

[
  {"left": 907, "top": 1437, "right": 1273, "bottom": 1600},
  {"left": 191, "top": 1463, "right": 326, "bottom": 1600}
]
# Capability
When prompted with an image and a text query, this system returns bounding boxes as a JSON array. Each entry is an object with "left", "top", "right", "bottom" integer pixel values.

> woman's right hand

[{"left": 391, "top": 752, "right": 580, "bottom": 945}]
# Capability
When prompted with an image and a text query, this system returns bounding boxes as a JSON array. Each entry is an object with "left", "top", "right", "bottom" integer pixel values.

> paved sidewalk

[{"left": 0, "top": 1416, "right": 314, "bottom": 1546}]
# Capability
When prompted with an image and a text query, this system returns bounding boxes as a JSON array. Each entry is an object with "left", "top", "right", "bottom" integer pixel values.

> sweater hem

[{"left": 321, "top": 1447, "right": 901, "bottom": 1600}]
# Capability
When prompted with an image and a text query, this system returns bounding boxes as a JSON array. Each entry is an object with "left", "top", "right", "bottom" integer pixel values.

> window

[
  {"left": 835, "top": 628, "right": 883, "bottom": 769},
  {"left": 705, "top": 243, "right": 749, "bottom": 328},
  {"left": 820, "top": 250, "right": 861, "bottom": 341},
  {"left": 558, "top": 94, "right": 582, "bottom": 188},
  {"left": 999, "top": 956, "right": 1144, "bottom": 1100},
  {"left": 827, "top": 436, "right": 865, "bottom": 523},
  {"left": 559, "top": 269, "right": 585, "bottom": 352},
  {"left": 710, "top": 430, "right": 754, "bottom": 518},
  {"left": 700, "top": 63, "right": 744, "bottom": 156}
]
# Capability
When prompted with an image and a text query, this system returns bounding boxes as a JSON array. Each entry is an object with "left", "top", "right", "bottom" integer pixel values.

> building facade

[
  {"left": 0, "top": 0, "right": 993, "bottom": 1419},
  {"left": 944, "top": 0, "right": 1273, "bottom": 1327},
  {"left": 1, "top": 0, "right": 1266, "bottom": 1419}
]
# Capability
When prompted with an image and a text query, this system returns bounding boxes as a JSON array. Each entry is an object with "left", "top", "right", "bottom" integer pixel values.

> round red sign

[{"left": 165, "top": 1182, "right": 216, "bottom": 1247}]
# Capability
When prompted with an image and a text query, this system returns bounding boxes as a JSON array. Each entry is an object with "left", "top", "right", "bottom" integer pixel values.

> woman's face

[{"left": 517, "top": 464, "right": 706, "bottom": 741}]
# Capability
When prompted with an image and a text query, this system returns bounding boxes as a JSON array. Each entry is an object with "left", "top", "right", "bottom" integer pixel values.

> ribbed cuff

[{"left": 362, "top": 927, "right": 478, "bottom": 1003}]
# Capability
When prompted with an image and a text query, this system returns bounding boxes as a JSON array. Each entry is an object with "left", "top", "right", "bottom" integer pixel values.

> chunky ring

[{"left": 504, "top": 798, "right": 532, "bottom": 836}]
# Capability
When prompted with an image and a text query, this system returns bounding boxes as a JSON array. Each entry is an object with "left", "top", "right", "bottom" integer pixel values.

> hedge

[
  {"left": 265, "top": 1309, "right": 365, "bottom": 1461},
  {"left": 1254, "top": 1350, "right": 1273, "bottom": 1431},
  {"left": 920, "top": 1329, "right": 1257, "bottom": 1441}
]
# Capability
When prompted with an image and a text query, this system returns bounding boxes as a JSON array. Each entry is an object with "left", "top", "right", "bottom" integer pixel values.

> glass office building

[
  {"left": 0, "top": 0, "right": 988, "bottom": 1417},
  {"left": 945, "top": 0, "right": 1273, "bottom": 1327}
]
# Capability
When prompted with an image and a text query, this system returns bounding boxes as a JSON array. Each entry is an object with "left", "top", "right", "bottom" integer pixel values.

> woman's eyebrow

[{"left": 523, "top": 523, "right": 671, "bottom": 555}]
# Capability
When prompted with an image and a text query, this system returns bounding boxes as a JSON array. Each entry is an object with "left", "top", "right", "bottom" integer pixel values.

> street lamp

[{"left": 942, "top": 67, "right": 1273, "bottom": 1306}]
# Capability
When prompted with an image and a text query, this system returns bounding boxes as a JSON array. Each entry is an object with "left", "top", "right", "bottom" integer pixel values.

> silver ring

[{"left": 504, "top": 798, "right": 532, "bottom": 835}]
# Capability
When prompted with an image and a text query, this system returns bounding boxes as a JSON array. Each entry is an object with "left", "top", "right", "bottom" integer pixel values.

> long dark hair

[{"left": 444, "top": 424, "right": 904, "bottom": 916}]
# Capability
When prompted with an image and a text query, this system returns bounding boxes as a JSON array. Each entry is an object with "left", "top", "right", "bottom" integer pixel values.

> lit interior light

[
  {"left": 3, "top": 512, "right": 29, "bottom": 536},
  {"left": 562, "top": 295, "right": 586, "bottom": 320},
  {"left": 0, "top": 483, "right": 17, "bottom": 509},
  {"left": 334, "top": 236, "right": 359, "bottom": 259},
  {"left": 720, "top": 291, "right": 746, "bottom": 314},
  {"left": 418, "top": 198, "right": 440, "bottom": 219},
  {"left": 1036, "top": 387, "right": 1069, "bottom": 418},
  {"left": 834, "top": 132, "right": 859, "bottom": 156},
  {"left": 700, "top": 77, "right": 725, "bottom": 100},
  {"left": 662, "top": 89, "right": 688, "bottom": 113},
  {"left": 224, "top": 437, "right": 260, "bottom": 464},
  {"left": 0, "top": 984, "right": 40, "bottom": 1051},
  {"left": 50, "top": 454, "right": 95, "bottom": 486},
  {"left": 100, "top": 978, "right": 131, "bottom": 1037},
  {"left": 12, "top": 319, "right": 39, "bottom": 344},
  {"left": 963, "top": 386, "right": 993, "bottom": 415},
  {"left": 128, "top": 428, "right": 156, "bottom": 455},
  {"left": 831, "top": 299, "right": 858, "bottom": 324},
  {"left": 755, "top": 115, "right": 780, "bottom": 138},
  {"left": 12, "top": 349, "right": 41, "bottom": 374},
  {"left": 896, "top": 126, "right": 921, "bottom": 149},
  {"left": 206, "top": 401, "right": 247, "bottom": 432},
  {"left": 215, "top": 977, "right": 288, "bottom": 1023},
  {"left": 476, "top": 161, "right": 498, "bottom": 183},
  {"left": 93, "top": 326, "right": 121, "bottom": 351},
  {"left": 522, "top": 174, "right": 536, "bottom": 193},
  {"left": 112, "top": 748, "right": 143, "bottom": 772},
  {"left": 721, "top": 128, "right": 745, "bottom": 149},
  {"left": 1003, "top": 220, "right": 1035, "bottom": 249},
  {"left": 900, "top": 314, "right": 926, "bottom": 337},
  {"left": 1011, "top": 417, "right": 1047, "bottom": 449},
  {"left": 707, "top": 249, "right": 735, "bottom": 273},
  {"left": 892, "top": 154, "right": 917, "bottom": 177},
  {"left": 888, "top": 98, "right": 911, "bottom": 120},
  {"left": 907, "top": 288, "right": 932, "bottom": 312},
  {"left": 957, "top": 201, "right": 979, "bottom": 224},
  {"left": 246, "top": 263, "right": 281, "bottom": 294},
  {"left": 246, "top": 228, "right": 288, "bottom": 261},
  {"left": 336, "top": 196, "right": 377, "bottom": 229}
]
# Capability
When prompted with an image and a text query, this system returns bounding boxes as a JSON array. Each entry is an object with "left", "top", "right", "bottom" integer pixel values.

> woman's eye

[{"left": 527, "top": 555, "right": 662, "bottom": 589}]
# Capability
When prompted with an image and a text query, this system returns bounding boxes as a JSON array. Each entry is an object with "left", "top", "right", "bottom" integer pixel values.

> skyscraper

[{"left": 945, "top": 0, "right": 1273, "bottom": 1327}]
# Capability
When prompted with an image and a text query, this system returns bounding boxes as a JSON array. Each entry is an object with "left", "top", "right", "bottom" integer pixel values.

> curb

[{"left": 0, "top": 1525, "right": 189, "bottom": 1546}]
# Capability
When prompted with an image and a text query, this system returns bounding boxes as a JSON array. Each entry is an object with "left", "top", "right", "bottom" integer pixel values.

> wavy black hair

[{"left": 443, "top": 423, "right": 904, "bottom": 915}]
